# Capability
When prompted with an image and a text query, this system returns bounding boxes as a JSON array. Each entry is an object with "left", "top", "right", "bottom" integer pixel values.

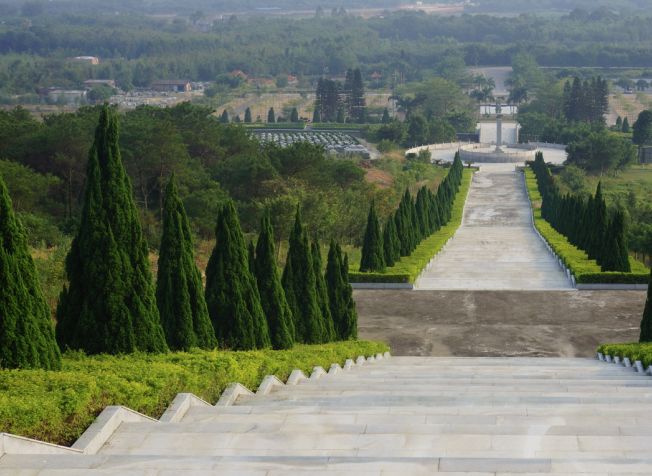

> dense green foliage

[
  {"left": 56, "top": 107, "right": 168, "bottom": 355},
  {"left": 597, "top": 341, "right": 652, "bottom": 368},
  {"left": 0, "top": 341, "right": 388, "bottom": 445},
  {"left": 156, "top": 176, "right": 217, "bottom": 351},
  {"left": 326, "top": 241, "right": 358, "bottom": 340},
  {"left": 0, "top": 104, "right": 380, "bottom": 246},
  {"left": 633, "top": 110, "right": 652, "bottom": 146},
  {"left": 282, "top": 207, "right": 325, "bottom": 344},
  {"left": 312, "top": 240, "right": 336, "bottom": 342},
  {"left": 359, "top": 202, "right": 385, "bottom": 272},
  {"left": 205, "top": 201, "right": 270, "bottom": 350},
  {"left": 563, "top": 76, "right": 608, "bottom": 125},
  {"left": 315, "top": 69, "right": 366, "bottom": 124},
  {"left": 350, "top": 165, "right": 472, "bottom": 283},
  {"left": 253, "top": 211, "right": 295, "bottom": 350},
  {"left": 524, "top": 167, "right": 648, "bottom": 283},
  {"left": 0, "top": 175, "right": 61, "bottom": 370},
  {"left": 531, "top": 152, "right": 631, "bottom": 272},
  {"left": 640, "top": 268, "right": 652, "bottom": 342}
]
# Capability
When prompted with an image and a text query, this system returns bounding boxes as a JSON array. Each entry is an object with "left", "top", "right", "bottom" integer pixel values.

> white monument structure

[{"left": 459, "top": 98, "right": 535, "bottom": 163}]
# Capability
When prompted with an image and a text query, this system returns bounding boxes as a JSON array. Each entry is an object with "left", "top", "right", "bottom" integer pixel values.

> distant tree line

[
  {"left": 314, "top": 69, "right": 366, "bottom": 123},
  {"left": 563, "top": 77, "right": 609, "bottom": 125}
]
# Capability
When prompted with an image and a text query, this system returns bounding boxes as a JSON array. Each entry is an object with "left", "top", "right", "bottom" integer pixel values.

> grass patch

[
  {"left": 350, "top": 168, "right": 474, "bottom": 283},
  {"left": 597, "top": 343, "right": 652, "bottom": 367},
  {"left": 524, "top": 168, "right": 649, "bottom": 284},
  {"left": 0, "top": 341, "right": 388, "bottom": 446}
]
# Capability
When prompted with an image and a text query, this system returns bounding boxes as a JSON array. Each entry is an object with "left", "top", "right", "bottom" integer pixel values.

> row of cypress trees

[
  {"left": 360, "top": 154, "right": 464, "bottom": 272},
  {"left": 531, "top": 152, "right": 630, "bottom": 272},
  {"left": 2, "top": 106, "right": 358, "bottom": 369}
]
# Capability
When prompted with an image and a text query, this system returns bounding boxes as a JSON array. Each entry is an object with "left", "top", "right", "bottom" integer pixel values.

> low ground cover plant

[{"left": 0, "top": 341, "right": 388, "bottom": 446}]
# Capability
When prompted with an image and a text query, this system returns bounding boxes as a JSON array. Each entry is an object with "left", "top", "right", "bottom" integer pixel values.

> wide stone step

[{"left": 5, "top": 454, "right": 652, "bottom": 474}]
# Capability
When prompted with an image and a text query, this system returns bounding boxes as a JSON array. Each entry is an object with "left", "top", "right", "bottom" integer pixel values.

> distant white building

[{"left": 477, "top": 120, "right": 520, "bottom": 145}]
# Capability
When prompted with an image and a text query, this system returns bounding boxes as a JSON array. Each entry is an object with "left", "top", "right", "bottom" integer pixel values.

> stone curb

[
  {"left": 72, "top": 406, "right": 157, "bottom": 454},
  {"left": 596, "top": 352, "right": 650, "bottom": 377},
  {"left": 0, "top": 352, "right": 390, "bottom": 457},
  {"left": 159, "top": 393, "right": 212, "bottom": 423}
]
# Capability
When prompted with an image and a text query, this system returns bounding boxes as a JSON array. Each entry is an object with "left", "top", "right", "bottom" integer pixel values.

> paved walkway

[{"left": 415, "top": 164, "right": 572, "bottom": 290}]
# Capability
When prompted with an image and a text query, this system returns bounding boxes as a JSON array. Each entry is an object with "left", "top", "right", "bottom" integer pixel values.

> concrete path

[
  {"left": 4, "top": 357, "right": 652, "bottom": 474},
  {"left": 415, "top": 164, "right": 572, "bottom": 290}
]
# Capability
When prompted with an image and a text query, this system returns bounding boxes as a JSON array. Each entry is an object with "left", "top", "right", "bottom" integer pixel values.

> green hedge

[
  {"left": 351, "top": 168, "right": 473, "bottom": 283},
  {"left": 597, "top": 343, "right": 652, "bottom": 367},
  {"left": 0, "top": 341, "right": 388, "bottom": 446},
  {"left": 524, "top": 168, "right": 649, "bottom": 285},
  {"left": 349, "top": 272, "right": 411, "bottom": 283}
]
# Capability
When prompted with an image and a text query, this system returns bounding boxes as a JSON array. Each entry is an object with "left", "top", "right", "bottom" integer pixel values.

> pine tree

[
  {"left": 56, "top": 106, "right": 167, "bottom": 355},
  {"left": 0, "top": 175, "right": 61, "bottom": 370},
  {"left": 205, "top": 202, "right": 271, "bottom": 350},
  {"left": 282, "top": 207, "right": 324, "bottom": 343},
  {"left": 267, "top": 107, "right": 276, "bottom": 123},
  {"left": 290, "top": 107, "right": 299, "bottom": 123},
  {"left": 156, "top": 176, "right": 217, "bottom": 351},
  {"left": 382, "top": 108, "right": 390, "bottom": 124},
  {"left": 383, "top": 214, "right": 400, "bottom": 267},
  {"left": 254, "top": 211, "right": 294, "bottom": 349},
  {"left": 616, "top": 116, "right": 623, "bottom": 131},
  {"left": 622, "top": 117, "right": 630, "bottom": 133},
  {"left": 312, "top": 240, "right": 336, "bottom": 342},
  {"left": 244, "top": 107, "right": 252, "bottom": 123},
  {"left": 234, "top": 115, "right": 241, "bottom": 123},
  {"left": 336, "top": 107, "right": 345, "bottom": 124},
  {"left": 640, "top": 267, "right": 652, "bottom": 342},
  {"left": 340, "top": 251, "right": 358, "bottom": 340},
  {"left": 359, "top": 202, "right": 385, "bottom": 272},
  {"left": 600, "top": 210, "right": 631, "bottom": 273},
  {"left": 589, "top": 183, "right": 608, "bottom": 263},
  {"left": 220, "top": 110, "right": 229, "bottom": 123},
  {"left": 312, "top": 108, "right": 321, "bottom": 123}
]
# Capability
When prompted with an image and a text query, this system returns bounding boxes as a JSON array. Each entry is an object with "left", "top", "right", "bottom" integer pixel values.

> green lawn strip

[
  {"left": 524, "top": 168, "right": 648, "bottom": 284},
  {"left": 0, "top": 341, "right": 388, "bottom": 446},
  {"left": 597, "top": 343, "right": 652, "bottom": 367},
  {"left": 350, "top": 167, "right": 474, "bottom": 283}
]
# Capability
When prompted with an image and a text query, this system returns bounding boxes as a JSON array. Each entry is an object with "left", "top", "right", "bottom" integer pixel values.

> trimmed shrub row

[
  {"left": 524, "top": 168, "right": 648, "bottom": 285},
  {"left": 597, "top": 343, "right": 652, "bottom": 368},
  {"left": 350, "top": 167, "right": 473, "bottom": 283}
]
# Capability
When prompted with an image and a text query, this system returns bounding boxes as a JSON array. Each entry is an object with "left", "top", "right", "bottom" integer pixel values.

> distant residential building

[
  {"left": 370, "top": 71, "right": 382, "bottom": 81},
  {"left": 230, "top": 70, "right": 248, "bottom": 81},
  {"left": 83, "top": 79, "right": 116, "bottom": 89},
  {"left": 151, "top": 80, "right": 192, "bottom": 93},
  {"left": 71, "top": 56, "right": 100, "bottom": 65},
  {"left": 43, "top": 89, "right": 87, "bottom": 104},
  {"left": 287, "top": 75, "right": 299, "bottom": 86}
]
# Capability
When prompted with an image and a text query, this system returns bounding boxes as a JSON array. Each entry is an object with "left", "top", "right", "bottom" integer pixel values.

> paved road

[
  {"left": 355, "top": 290, "right": 646, "bottom": 357},
  {"left": 415, "top": 164, "right": 572, "bottom": 290}
]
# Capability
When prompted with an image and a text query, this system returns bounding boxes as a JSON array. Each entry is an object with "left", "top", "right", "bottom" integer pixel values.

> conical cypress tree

[
  {"left": 156, "top": 176, "right": 217, "bottom": 351},
  {"left": 244, "top": 107, "right": 252, "bottom": 123},
  {"left": 601, "top": 210, "right": 631, "bottom": 273},
  {"left": 359, "top": 202, "right": 385, "bottom": 272},
  {"left": 254, "top": 211, "right": 294, "bottom": 349},
  {"left": 282, "top": 207, "right": 324, "bottom": 343},
  {"left": 589, "top": 183, "right": 608, "bottom": 262},
  {"left": 0, "top": 175, "right": 61, "bottom": 370},
  {"left": 326, "top": 240, "right": 346, "bottom": 340},
  {"left": 383, "top": 214, "right": 400, "bottom": 267},
  {"left": 340, "top": 251, "right": 358, "bottom": 340},
  {"left": 205, "top": 202, "right": 271, "bottom": 350},
  {"left": 56, "top": 106, "right": 167, "bottom": 354},
  {"left": 312, "top": 240, "right": 336, "bottom": 342},
  {"left": 640, "top": 267, "right": 652, "bottom": 342}
]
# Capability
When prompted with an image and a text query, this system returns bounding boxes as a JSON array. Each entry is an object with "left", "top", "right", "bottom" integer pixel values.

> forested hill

[{"left": 1, "top": 9, "right": 652, "bottom": 96}]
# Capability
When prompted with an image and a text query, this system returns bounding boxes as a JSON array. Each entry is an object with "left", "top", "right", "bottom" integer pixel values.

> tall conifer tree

[
  {"left": 640, "top": 267, "right": 652, "bottom": 342},
  {"left": 205, "top": 202, "right": 271, "bottom": 350},
  {"left": 0, "top": 175, "right": 61, "bottom": 369},
  {"left": 340, "top": 252, "right": 358, "bottom": 340},
  {"left": 56, "top": 106, "right": 167, "bottom": 354},
  {"left": 244, "top": 107, "right": 252, "bottom": 123},
  {"left": 282, "top": 207, "right": 324, "bottom": 343},
  {"left": 383, "top": 214, "right": 400, "bottom": 267},
  {"left": 156, "top": 176, "right": 216, "bottom": 351},
  {"left": 359, "top": 202, "right": 385, "bottom": 272},
  {"left": 312, "top": 240, "right": 336, "bottom": 342},
  {"left": 254, "top": 211, "right": 294, "bottom": 349}
]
